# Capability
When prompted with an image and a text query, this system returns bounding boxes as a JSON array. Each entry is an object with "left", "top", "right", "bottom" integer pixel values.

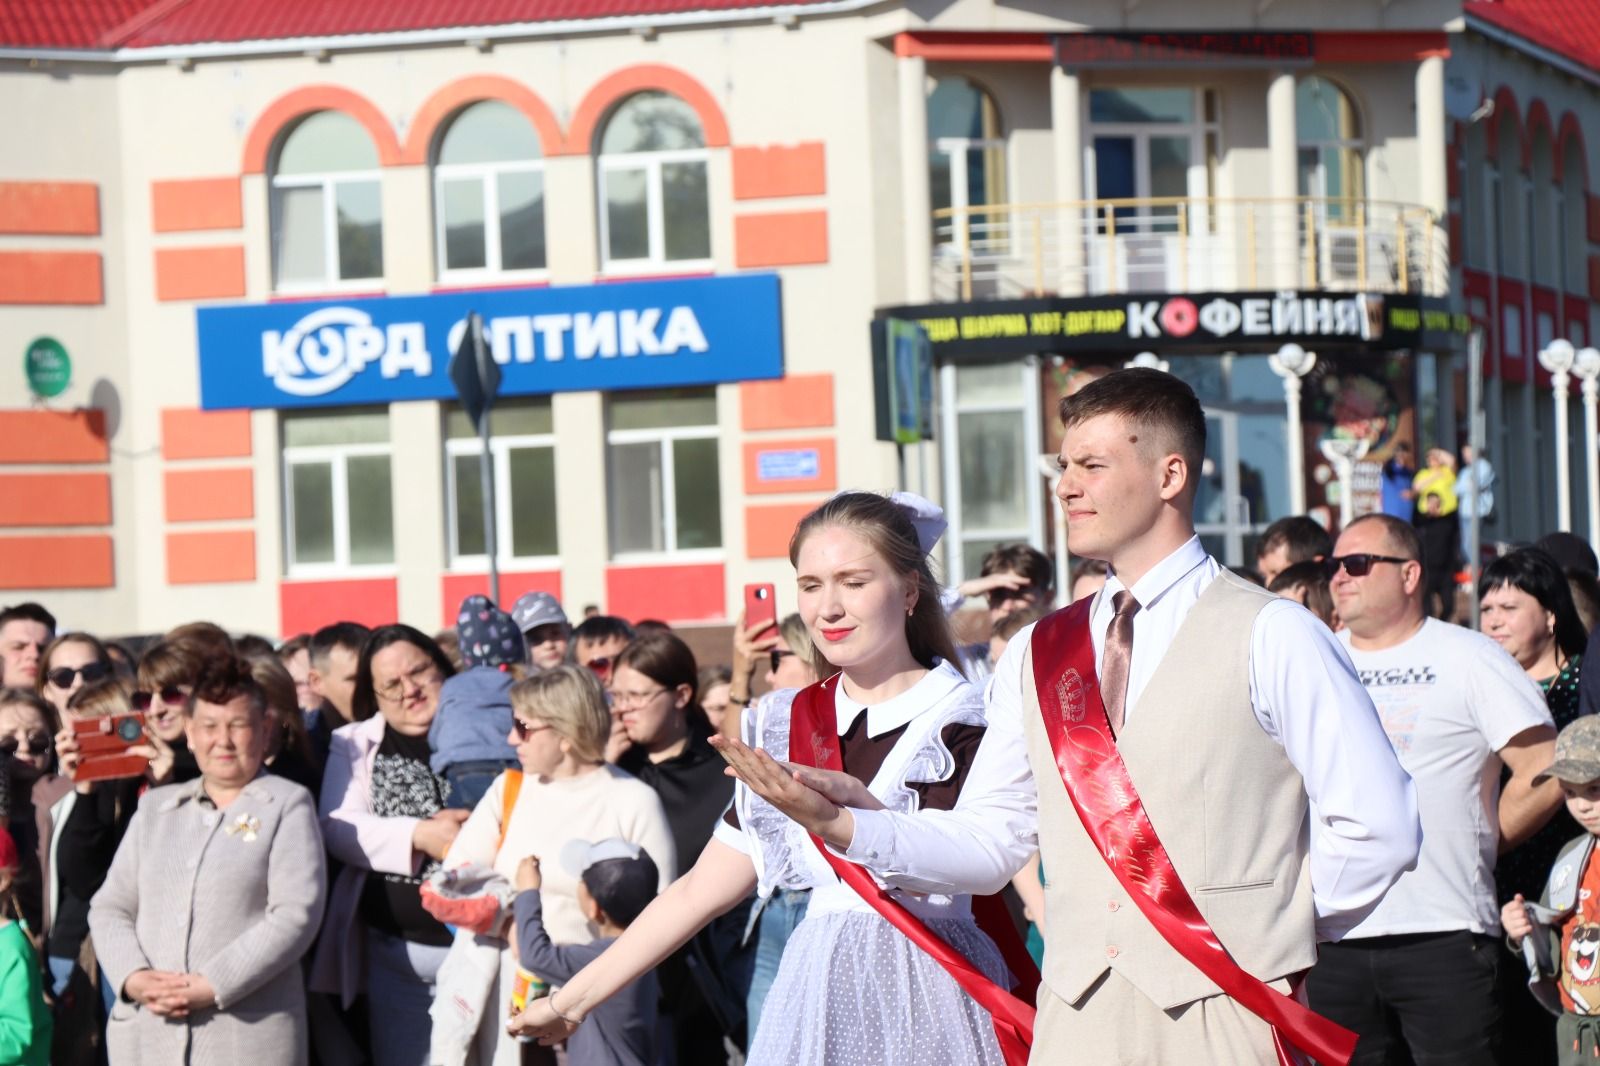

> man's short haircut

[
  {"left": 980, "top": 544, "right": 1054, "bottom": 593},
  {"left": 571, "top": 615, "right": 635, "bottom": 648},
  {"left": 1267, "top": 560, "right": 1336, "bottom": 627},
  {"left": 1058, "top": 368, "right": 1206, "bottom": 476},
  {"left": 277, "top": 634, "right": 310, "bottom": 660},
  {"left": 309, "top": 622, "right": 372, "bottom": 668},
  {"left": 0, "top": 602, "right": 56, "bottom": 636},
  {"left": 1256, "top": 516, "right": 1333, "bottom": 566},
  {"left": 1344, "top": 513, "right": 1424, "bottom": 562}
]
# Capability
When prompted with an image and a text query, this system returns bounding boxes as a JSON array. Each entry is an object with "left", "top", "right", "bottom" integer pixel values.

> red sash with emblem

[
  {"left": 787, "top": 674, "right": 1039, "bottom": 1066},
  {"left": 1030, "top": 600, "right": 1357, "bottom": 1066}
]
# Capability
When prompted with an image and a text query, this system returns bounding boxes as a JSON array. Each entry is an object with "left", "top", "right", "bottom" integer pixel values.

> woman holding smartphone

[{"left": 511, "top": 492, "right": 1024, "bottom": 1065}]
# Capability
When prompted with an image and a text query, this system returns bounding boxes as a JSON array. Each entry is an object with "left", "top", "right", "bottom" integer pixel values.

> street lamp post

[
  {"left": 1573, "top": 346, "right": 1600, "bottom": 550},
  {"left": 1269, "top": 343, "right": 1317, "bottom": 515},
  {"left": 1539, "top": 339, "right": 1578, "bottom": 532},
  {"left": 1319, "top": 437, "right": 1371, "bottom": 530}
]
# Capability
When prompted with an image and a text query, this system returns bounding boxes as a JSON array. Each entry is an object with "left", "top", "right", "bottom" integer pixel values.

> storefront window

[
  {"left": 282, "top": 409, "right": 394, "bottom": 574},
  {"left": 939, "top": 362, "right": 1042, "bottom": 582},
  {"left": 598, "top": 93, "right": 710, "bottom": 272},
  {"left": 606, "top": 388, "right": 721, "bottom": 556},
  {"left": 444, "top": 399, "right": 558, "bottom": 564},
  {"left": 434, "top": 101, "right": 547, "bottom": 279},
  {"left": 271, "top": 111, "right": 384, "bottom": 291}
]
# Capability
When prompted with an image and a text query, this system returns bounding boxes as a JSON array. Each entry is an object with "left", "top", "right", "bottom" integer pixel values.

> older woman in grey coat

[{"left": 89, "top": 658, "right": 326, "bottom": 1065}]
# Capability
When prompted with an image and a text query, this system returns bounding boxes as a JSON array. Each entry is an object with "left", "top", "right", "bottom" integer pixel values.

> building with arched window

[{"left": 0, "top": 0, "right": 1593, "bottom": 635}]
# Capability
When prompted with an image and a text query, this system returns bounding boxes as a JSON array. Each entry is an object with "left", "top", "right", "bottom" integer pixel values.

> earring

[{"left": 907, "top": 606, "right": 915, "bottom": 618}]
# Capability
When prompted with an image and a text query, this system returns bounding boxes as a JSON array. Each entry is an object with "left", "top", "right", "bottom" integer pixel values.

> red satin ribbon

[
  {"left": 787, "top": 676, "right": 1039, "bottom": 1066},
  {"left": 1031, "top": 601, "right": 1357, "bottom": 1066}
]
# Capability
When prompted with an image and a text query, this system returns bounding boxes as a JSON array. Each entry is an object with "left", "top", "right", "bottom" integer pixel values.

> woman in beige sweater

[{"left": 442, "top": 665, "right": 674, "bottom": 1062}]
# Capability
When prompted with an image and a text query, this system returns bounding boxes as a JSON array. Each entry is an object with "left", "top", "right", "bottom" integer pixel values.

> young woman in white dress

[{"left": 509, "top": 491, "right": 1012, "bottom": 1064}]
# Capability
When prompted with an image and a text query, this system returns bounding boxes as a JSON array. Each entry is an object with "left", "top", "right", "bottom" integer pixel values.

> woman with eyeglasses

[
  {"left": 309, "top": 624, "right": 458, "bottom": 1066},
  {"left": 436, "top": 664, "right": 674, "bottom": 1065},
  {"left": 35, "top": 632, "right": 112, "bottom": 723}
]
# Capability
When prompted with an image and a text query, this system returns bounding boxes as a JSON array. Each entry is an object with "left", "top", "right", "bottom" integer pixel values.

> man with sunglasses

[
  {"left": 571, "top": 615, "right": 634, "bottom": 685},
  {"left": 1308, "top": 512, "right": 1561, "bottom": 1064},
  {"left": 0, "top": 603, "right": 54, "bottom": 689}
]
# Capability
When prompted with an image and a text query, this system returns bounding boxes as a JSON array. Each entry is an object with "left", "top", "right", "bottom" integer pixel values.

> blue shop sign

[
  {"left": 756, "top": 448, "right": 821, "bottom": 482},
  {"left": 196, "top": 273, "right": 784, "bottom": 410}
]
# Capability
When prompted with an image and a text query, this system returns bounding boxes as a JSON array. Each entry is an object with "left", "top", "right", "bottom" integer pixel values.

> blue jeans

[
  {"left": 443, "top": 760, "right": 515, "bottom": 811},
  {"left": 743, "top": 888, "right": 810, "bottom": 1040}
]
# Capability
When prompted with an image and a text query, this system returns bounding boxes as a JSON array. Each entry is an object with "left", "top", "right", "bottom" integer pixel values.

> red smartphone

[
  {"left": 744, "top": 583, "right": 778, "bottom": 642},
  {"left": 71, "top": 713, "right": 151, "bottom": 783}
]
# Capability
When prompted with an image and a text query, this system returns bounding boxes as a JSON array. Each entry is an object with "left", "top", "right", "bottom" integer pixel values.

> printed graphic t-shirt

[
  {"left": 1559, "top": 846, "right": 1600, "bottom": 1014},
  {"left": 1339, "top": 618, "right": 1552, "bottom": 937}
]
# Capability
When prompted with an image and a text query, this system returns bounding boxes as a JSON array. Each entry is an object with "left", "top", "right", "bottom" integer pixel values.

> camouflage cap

[{"left": 1534, "top": 714, "right": 1600, "bottom": 787}]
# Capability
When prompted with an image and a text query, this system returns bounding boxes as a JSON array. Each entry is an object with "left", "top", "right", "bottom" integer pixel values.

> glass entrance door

[{"left": 1194, "top": 406, "right": 1288, "bottom": 566}]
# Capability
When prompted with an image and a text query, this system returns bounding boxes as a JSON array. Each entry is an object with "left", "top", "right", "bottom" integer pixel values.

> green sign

[{"left": 24, "top": 336, "right": 71, "bottom": 398}]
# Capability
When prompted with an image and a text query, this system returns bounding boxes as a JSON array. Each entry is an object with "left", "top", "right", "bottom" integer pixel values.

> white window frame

[
  {"left": 433, "top": 158, "right": 549, "bottom": 283},
  {"left": 444, "top": 431, "right": 560, "bottom": 568},
  {"left": 271, "top": 167, "right": 385, "bottom": 294},
  {"left": 597, "top": 147, "right": 713, "bottom": 276},
  {"left": 282, "top": 441, "right": 394, "bottom": 578},
  {"left": 1085, "top": 88, "right": 1217, "bottom": 234},
  {"left": 932, "top": 136, "right": 1007, "bottom": 252},
  {"left": 605, "top": 422, "right": 723, "bottom": 561},
  {"left": 937, "top": 358, "right": 1045, "bottom": 587}
]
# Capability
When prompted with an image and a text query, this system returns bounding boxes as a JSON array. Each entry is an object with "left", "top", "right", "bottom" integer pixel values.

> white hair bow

[{"left": 889, "top": 491, "right": 947, "bottom": 555}]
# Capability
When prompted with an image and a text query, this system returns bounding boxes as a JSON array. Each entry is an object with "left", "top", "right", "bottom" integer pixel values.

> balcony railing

[{"left": 930, "top": 197, "right": 1449, "bottom": 303}]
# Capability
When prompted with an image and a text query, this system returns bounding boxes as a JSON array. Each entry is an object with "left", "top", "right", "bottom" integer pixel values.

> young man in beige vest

[
  {"left": 722, "top": 369, "right": 1422, "bottom": 1063},
  {"left": 1308, "top": 513, "right": 1558, "bottom": 1064}
]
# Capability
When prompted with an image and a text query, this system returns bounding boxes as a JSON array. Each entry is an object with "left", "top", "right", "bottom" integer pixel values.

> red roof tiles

[{"left": 1466, "top": 0, "right": 1600, "bottom": 74}]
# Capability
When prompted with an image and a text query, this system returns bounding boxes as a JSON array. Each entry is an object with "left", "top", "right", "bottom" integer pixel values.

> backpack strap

[{"left": 493, "top": 769, "right": 523, "bottom": 858}]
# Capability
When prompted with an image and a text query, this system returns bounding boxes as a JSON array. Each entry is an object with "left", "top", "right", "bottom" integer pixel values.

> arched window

[
  {"left": 1531, "top": 124, "right": 1557, "bottom": 287},
  {"left": 928, "top": 77, "right": 1005, "bottom": 247},
  {"left": 1296, "top": 77, "right": 1364, "bottom": 220},
  {"left": 1560, "top": 136, "right": 1588, "bottom": 295},
  {"left": 597, "top": 92, "right": 710, "bottom": 271},
  {"left": 271, "top": 111, "right": 383, "bottom": 290},
  {"left": 434, "top": 101, "right": 546, "bottom": 278},
  {"left": 1495, "top": 109, "right": 1527, "bottom": 279}
]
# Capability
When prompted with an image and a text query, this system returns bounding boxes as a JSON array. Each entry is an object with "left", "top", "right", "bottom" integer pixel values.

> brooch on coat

[{"left": 224, "top": 813, "right": 261, "bottom": 842}]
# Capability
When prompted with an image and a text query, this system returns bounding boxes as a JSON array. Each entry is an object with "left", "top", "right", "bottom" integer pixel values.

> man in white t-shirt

[{"left": 1308, "top": 513, "right": 1560, "bottom": 1064}]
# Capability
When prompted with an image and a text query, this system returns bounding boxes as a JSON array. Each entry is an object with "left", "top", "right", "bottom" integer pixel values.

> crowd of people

[{"left": 2, "top": 367, "right": 1600, "bottom": 1065}]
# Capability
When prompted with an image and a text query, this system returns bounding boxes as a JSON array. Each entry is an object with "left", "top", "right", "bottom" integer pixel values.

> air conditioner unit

[{"left": 1321, "top": 226, "right": 1399, "bottom": 289}]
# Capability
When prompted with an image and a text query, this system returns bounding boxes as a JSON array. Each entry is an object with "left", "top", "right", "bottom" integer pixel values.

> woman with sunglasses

[
  {"left": 3, "top": 688, "right": 56, "bottom": 940},
  {"left": 35, "top": 632, "right": 112, "bottom": 723},
  {"left": 310, "top": 624, "right": 458, "bottom": 1066},
  {"left": 436, "top": 664, "right": 674, "bottom": 1065}
]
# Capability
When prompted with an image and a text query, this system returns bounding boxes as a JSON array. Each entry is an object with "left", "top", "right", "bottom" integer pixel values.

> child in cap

[
  {"left": 429, "top": 594, "right": 528, "bottom": 810},
  {"left": 1504, "top": 715, "right": 1600, "bottom": 1062},
  {"left": 507, "top": 839, "right": 660, "bottom": 1066},
  {"left": 0, "top": 824, "right": 51, "bottom": 1065},
  {"left": 512, "top": 591, "right": 572, "bottom": 672}
]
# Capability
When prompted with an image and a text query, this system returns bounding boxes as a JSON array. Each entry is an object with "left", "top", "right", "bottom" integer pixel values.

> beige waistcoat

[{"left": 1023, "top": 570, "right": 1317, "bottom": 1010}]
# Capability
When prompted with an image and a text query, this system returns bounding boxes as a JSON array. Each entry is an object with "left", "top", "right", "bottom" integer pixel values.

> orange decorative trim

[
  {"left": 732, "top": 143, "right": 826, "bottom": 200},
  {"left": 1314, "top": 31, "right": 1450, "bottom": 63},
  {"left": 562, "top": 64, "right": 730, "bottom": 155},
  {"left": 743, "top": 438, "right": 837, "bottom": 495},
  {"left": 745, "top": 503, "right": 816, "bottom": 559},
  {"left": 0, "top": 534, "right": 113, "bottom": 589},
  {"left": 0, "top": 182, "right": 99, "bottom": 236},
  {"left": 0, "top": 251, "right": 102, "bottom": 305},
  {"left": 893, "top": 31, "right": 1053, "bottom": 62},
  {"left": 0, "top": 410, "right": 108, "bottom": 464},
  {"left": 161, "top": 408, "right": 252, "bottom": 461},
  {"left": 440, "top": 570, "right": 563, "bottom": 626},
  {"left": 164, "top": 468, "right": 254, "bottom": 523},
  {"left": 740, "top": 374, "right": 835, "bottom": 432},
  {"left": 241, "top": 85, "right": 402, "bottom": 175},
  {"left": 155, "top": 246, "right": 247, "bottom": 302},
  {"left": 604, "top": 562, "right": 725, "bottom": 623},
  {"left": 151, "top": 177, "right": 243, "bottom": 232},
  {"left": 281, "top": 576, "right": 399, "bottom": 634},
  {"left": 166, "top": 530, "right": 256, "bottom": 585},
  {"left": 402, "top": 75, "right": 564, "bottom": 164},
  {"left": 0, "top": 473, "right": 110, "bottom": 527},
  {"left": 734, "top": 211, "right": 828, "bottom": 269}
]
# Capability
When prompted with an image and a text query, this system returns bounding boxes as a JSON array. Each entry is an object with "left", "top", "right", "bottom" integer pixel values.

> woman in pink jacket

[{"left": 310, "top": 625, "right": 460, "bottom": 1066}]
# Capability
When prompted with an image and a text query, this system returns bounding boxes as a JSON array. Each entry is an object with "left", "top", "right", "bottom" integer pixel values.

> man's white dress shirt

[{"left": 843, "top": 536, "right": 1420, "bottom": 940}]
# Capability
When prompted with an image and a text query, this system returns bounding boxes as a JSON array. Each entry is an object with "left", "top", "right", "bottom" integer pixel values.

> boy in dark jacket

[
  {"left": 508, "top": 840, "right": 661, "bottom": 1066},
  {"left": 429, "top": 595, "right": 526, "bottom": 809}
]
